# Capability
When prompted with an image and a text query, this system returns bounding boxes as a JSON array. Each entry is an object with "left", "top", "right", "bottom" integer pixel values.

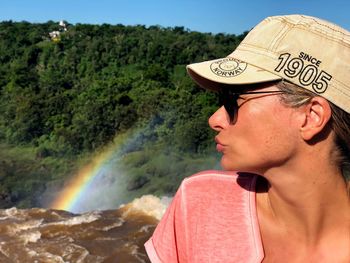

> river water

[{"left": 0, "top": 195, "right": 167, "bottom": 263}]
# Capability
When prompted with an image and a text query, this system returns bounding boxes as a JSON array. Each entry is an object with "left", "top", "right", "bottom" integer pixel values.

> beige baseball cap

[{"left": 187, "top": 14, "right": 350, "bottom": 113}]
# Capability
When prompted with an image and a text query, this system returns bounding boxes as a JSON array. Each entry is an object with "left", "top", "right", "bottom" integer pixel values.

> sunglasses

[{"left": 219, "top": 89, "right": 285, "bottom": 123}]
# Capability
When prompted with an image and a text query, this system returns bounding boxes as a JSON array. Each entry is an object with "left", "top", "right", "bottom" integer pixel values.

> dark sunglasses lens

[{"left": 219, "top": 90, "right": 237, "bottom": 123}]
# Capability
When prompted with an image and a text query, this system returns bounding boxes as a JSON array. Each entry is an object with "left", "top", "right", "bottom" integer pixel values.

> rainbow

[{"left": 50, "top": 131, "right": 137, "bottom": 213}]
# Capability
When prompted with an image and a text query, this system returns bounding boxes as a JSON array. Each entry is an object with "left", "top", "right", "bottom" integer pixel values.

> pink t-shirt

[{"left": 145, "top": 170, "right": 264, "bottom": 263}]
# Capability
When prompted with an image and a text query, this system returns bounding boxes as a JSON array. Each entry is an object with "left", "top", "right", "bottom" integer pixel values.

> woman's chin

[
  {"left": 220, "top": 158, "right": 260, "bottom": 174},
  {"left": 220, "top": 158, "right": 239, "bottom": 171}
]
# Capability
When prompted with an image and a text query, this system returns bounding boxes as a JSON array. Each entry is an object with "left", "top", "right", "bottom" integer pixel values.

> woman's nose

[{"left": 208, "top": 106, "right": 229, "bottom": 132}]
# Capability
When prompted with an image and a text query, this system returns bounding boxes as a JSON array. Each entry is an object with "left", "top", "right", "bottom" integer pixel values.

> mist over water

[
  {"left": 45, "top": 122, "right": 219, "bottom": 214},
  {"left": 64, "top": 156, "right": 128, "bottom": 213},
  {"left": 46, "top": 128, "right": 151, "bottom": 213}
]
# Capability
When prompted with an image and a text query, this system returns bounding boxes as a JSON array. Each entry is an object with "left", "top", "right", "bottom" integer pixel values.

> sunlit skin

[
  {"left": 211, "top": 88, "right": 300, "bottom": 174},
  {"left": 209, "top": 84, "right": 350, "bottom": 262}
]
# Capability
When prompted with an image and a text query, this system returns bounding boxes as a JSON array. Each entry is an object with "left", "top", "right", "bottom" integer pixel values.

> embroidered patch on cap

[
  {"left": 273, "top": 52, "right": 332, "bottom": 94},
  {"left": 210, "top": 58, "right": 247, "bottom": 78}
]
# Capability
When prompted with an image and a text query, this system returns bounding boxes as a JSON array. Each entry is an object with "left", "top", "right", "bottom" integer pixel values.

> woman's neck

[{"left": 257, "top": 160, "right": 350, "bottom": 244}]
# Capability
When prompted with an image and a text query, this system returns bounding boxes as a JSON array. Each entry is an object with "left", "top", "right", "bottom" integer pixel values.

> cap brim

[{"left": 186, "top": 56, "right": 282, "bottom": 91}]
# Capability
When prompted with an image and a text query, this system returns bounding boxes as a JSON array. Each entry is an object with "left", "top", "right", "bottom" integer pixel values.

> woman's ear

[{"left": 299, "top": 97, "right": 332, "bottom": 141}]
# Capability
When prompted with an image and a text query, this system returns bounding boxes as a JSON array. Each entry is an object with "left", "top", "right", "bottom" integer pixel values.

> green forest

[{"left": 0, "top": 20, "right": 246, "bottom": 209}]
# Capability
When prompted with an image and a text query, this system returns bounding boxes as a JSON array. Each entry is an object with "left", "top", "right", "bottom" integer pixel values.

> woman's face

[{"left": 209, "top": 84, "right": 301, "bottom": 174}]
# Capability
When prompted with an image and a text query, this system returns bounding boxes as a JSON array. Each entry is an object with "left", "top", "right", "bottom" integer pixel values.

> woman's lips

[
  {"left": 215, "top": 137, "right": 225, "bottom": 152},
  {"left": 216, "top": 143, "right": 225, "bottom": 152}
]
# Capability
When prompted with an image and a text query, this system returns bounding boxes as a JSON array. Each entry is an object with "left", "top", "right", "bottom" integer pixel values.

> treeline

[
  {"left": 0, "top": 21, "right": 247, "bottom": 208},
  {"left": 0, "top": 20, "right": 245, "bottom": 156}
]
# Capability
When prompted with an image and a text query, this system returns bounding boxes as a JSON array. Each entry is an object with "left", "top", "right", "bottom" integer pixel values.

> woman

[{"left": 145, "top": 14, "right": 350, "bottom": 262}]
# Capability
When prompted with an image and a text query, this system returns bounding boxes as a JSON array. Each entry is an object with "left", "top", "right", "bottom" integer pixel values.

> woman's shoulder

[
  {"left": 173, "top": 170, "right": 259, "bottom": 221},
  {"left": 145, "top": 170, "right": 263, "bottom": 263},
  {"left": 180, "top": 170, "right": 258, "bottom": 196}
]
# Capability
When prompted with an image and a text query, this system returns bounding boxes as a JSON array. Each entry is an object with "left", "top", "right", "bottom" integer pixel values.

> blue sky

[{"left": 1, "top": 0, "right": 349, "bottom": 34}]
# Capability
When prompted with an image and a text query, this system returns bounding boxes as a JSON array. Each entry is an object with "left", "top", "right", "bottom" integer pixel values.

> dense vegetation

[{"left": 0, "top": 20, "right": 245, "bottom": 208}]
